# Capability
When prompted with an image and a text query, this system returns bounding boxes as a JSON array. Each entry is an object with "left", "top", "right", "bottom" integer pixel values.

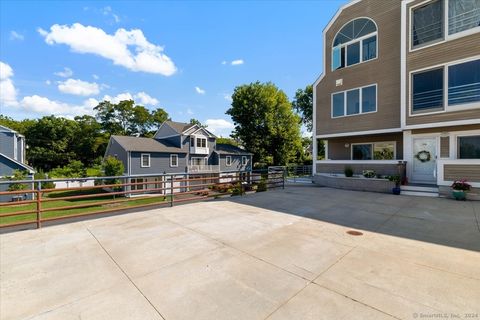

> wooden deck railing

[{"left": 0, "top": 171, "right": 284, "bottom": 230}]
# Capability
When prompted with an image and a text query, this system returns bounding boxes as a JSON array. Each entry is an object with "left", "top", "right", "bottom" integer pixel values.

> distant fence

[
  {"left": 0, "top": 170, "right": 285, "bottom": 231},
  {"left": 269, "top": 165, "right": 312, "bottom": 177}
]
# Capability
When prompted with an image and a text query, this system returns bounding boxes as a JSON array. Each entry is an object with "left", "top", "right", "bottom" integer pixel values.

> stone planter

[{"left": 313, "top": 173, "right": 395, "bottom": 194}]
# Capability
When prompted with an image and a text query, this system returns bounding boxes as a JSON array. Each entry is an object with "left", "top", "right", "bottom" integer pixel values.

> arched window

[{"left": 332, "top": 18, "right": 378, "bottom": 71}]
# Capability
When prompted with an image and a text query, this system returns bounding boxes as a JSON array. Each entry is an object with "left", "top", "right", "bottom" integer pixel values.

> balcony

[
  {"left": 190, "top": 146, "right": 209, "bottom": 155},
  {"left": 187, "top": 165, "right": 219, "bottom": 173}
]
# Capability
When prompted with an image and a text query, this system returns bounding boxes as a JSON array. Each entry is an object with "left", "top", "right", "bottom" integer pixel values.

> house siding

[
  {"left": 0, "top": 132, "right": 15, "bottom": 159},
  {"left": 154, "top": 123, "right": 179, "bottom": 139},
  {"left": 130, "top": 152, "right": 188, "bottom": 175},
  {"left": 104, "top": 139, "right": 129, "bottom": 174},
  {"left": 316, "top": 0, "right": 402, "bottom": 136},
  {"left": 0, "top": 156, "right": 29, "bottom": 177},
  {"left": 444, "top": 165, "right": 480, "bottom": 182},
  {"left": 405, "top": 0, "right": 480, "bottom": 126},
  {"left": 219, "top": 154, "right": 252, "bottom": 172}
]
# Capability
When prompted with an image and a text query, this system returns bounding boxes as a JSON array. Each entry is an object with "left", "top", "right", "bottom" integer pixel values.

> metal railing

[
  {"left": 0, "top": 170, "right": 285, "bottom": 230},
  {"left": 187, "top": 165, "right": 220, "bottom": 173}
]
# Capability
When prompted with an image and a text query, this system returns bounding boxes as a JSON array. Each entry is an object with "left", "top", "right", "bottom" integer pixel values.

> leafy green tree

[
  {"left": 292, "top": 85, "right": 313, "bottom": 132},
  {"left": 227, "top": 81, "right": 302, "bottom": 165},
  {"left": 103, "top": 156, "right": 125, "bottom": 177},
  {"left": 216, "top": 137, "right": 239, "bottom": 147},
  {"left": 25, "top": 116, "right": 78, "bottom": 171},
  {"left": 73, "top": 115, "right": 108, "bottom": 166},
  {"left": 7, "top": 170, "right": 28, "bottom": 191},
  {"left": 189, "top": 118, "right": 206, "bottom": 127},
  {"left": 0, "top": 115, "right": 36, "bottom": 135},
  {"left": 151, "top": 108, "right": 170, "bottom": 128}
]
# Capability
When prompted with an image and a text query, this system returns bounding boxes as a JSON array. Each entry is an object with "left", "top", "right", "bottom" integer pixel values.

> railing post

[
  {"left": 170, "top": 174, "right": 174, "bottom": 207},
  {"left": 36, "top": 181, "right": 42, "bottom": 229},
  {"left": 282, "top": 169, "right": 286, "bottom": 189}
]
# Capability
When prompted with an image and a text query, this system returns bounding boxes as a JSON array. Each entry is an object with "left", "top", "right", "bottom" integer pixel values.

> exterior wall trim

[
  {"left": 316, "top": 127, "right": 402, "bottom": 139},
  {"left": 404, "top": 119, "right": 480, "bottom": 130},
  {"left": 315, "top": 160, "right": 402, "bottom": 164},
  {"left": 401, "top": 0, "right": 407, "bottom": 128}
]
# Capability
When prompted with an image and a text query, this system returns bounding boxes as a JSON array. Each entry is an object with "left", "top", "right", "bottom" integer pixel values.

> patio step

[{"left": 401, "top": 185, "right": 439, "bottom": 197}]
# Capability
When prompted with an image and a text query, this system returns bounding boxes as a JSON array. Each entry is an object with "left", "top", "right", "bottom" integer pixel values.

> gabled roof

[
  {"left": 165, "top": 121, "right": 195, "bottom": 134},
  {"left": 0, "top": 125, "right": 16, "bottom": 133},
  {"left": 0, "top": 153, "right": 35, "bottom": 174},
  {"left": 215, "top": 144, "right": 252, "bottom": 155},
  {"left": 111, "top": 135, "right": 187, "bottom": 153}
]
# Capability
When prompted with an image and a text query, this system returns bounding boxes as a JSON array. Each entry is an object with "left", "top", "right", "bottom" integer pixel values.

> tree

[
  {"left": 227, "top": 81, "right": 302, "bottom": 165},
  {"left": 7, "top": 170, "right": 28, "bottom": 191},
  {"left": 189, "top": 118, "right": 206, "bottom": 127},
  {"left": 151, "top": 108, "right": 169, "bottom": 128},
  {"left": 73, "top": 115, "right": 107, "bottom": 166},
  {"left": 103, "top": 156, "right": 124, "bottom": 177},
  {"left": 216, "top": 137, "right": 239, "bottom": 147},
  {"left": 25, "top": 116, "right": 78, "bottom": 171},
  {"left": 292, "top": 85, "right": 313, "bottom": 132}
]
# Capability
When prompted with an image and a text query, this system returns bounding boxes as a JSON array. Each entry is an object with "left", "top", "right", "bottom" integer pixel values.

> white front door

[{"left": 412, "top": 137, "right": 437, "bottom": 184}]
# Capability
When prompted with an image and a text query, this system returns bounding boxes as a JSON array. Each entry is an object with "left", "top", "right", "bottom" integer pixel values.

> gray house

[
  {"left": 0, "top": 125, "right": 35, "bottom": 201},
  {"left": 104, "top": 121, "right": 252, "bottom": 191}
]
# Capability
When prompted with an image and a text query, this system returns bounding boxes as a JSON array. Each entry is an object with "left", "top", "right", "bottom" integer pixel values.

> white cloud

[
  {"left": 92, "top": 74, "right": 99, "bottom": 80},
  {"left": 58, "top": 78, "right": 100, "bottom": 96},
  {"left": 54, "top": 67, "right": 73, "bottom": 78},
  {"left": 231, "top": 59, "right": 244, "bottom": 65},
  {"left": 134, "top": 91, "right": 158, "bottom": 105},
  {"left": 45, "top": 80, "right": 51, "bottom": 85},
  {"left": 223, "top": 93, "right": 232, "bottom": 102},
  {"left": 221, "top": 61, "right": 227, "bottom": 65},
  {"left": 20, "top": 95, "right": 95, "bottom": 117},
  {"left": 205, "top": 119, "right": 234, "bottom": 137},
  {"left": 39, "top": 23, "right": 177, "bottom": 76},
  {"left": 10, "top": 31, "right": 24, "bottom": 41},
  {"left": 186, "top": 108, "right": 194, "bottom": 115},
  {"left": 102, "top": 6, "right": 120, "bottom": 23},
  {"left": 102, "top": 92, "right": 133, "bottom": 104},
  {"left": 0, "top": 61, "right": 18, "bottom": 107},
  {"left": 195, "top": 86, "right": 205, "bottom": 95}
]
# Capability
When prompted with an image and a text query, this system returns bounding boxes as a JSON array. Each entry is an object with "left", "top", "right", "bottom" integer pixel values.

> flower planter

[
  {"left": 392, "top": 187, "right": 401, "bottom": 195},
  {"left": 452, "top": 189, "right": 467, "bottom": 201}
]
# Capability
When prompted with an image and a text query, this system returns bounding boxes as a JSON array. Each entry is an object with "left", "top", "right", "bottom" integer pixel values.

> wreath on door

[{"left": 415, "top": 150, "right": 431, "bottom": 163}]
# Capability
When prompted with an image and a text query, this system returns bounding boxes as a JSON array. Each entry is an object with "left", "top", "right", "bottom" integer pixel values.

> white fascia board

[
  {"left": 404, "top": 119, "right": 480, "bottom": 130},
  {"left": 316, "top": 128, "right": 403, "bottom": 139}
]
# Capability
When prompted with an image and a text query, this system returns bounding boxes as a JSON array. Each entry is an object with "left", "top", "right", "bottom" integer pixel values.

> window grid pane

[
  {"left": 458, "top": 136, "right": 480, "bottom": 159},
  {"left": 347, "top": 89, "right": 360, "bottom": 115},
  {"left": 347, "top": 42, "right": 360, "bottom": 66},
  {"left": 412, "top": 0, "right": 444, "bottom": 47},
  {"left": 352, "top": 144, "right": 372, "bottom": 160},
  {"left": 332, "top": 93, "right": 345, "bottom": 117},
  {"left": 412, "top": 68, "right": 444, "bottom": 111},
  {"left": 448, "top": 59, "right": 480, "bottom": 106},
  {"left": 362, "top": 36, "right": 377, "bottom": 61},
  {"left": 448, "top": 0, "right": 480, "bottom": 35},
  {"left": 362, "top": 85, "right": 377, "bottom": 113},
  {"left": 373, "top": 142, "right": 395, "bottom": 160}
]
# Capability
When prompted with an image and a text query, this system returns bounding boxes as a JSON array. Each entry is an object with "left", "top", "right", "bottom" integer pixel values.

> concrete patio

[{"left": 1, "top": 186, "right": 480, "bottom": 320}]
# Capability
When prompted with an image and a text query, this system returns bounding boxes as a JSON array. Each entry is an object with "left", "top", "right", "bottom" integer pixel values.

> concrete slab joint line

[{"left": 86, "top": 228, "right": 167, "bottom": 320}]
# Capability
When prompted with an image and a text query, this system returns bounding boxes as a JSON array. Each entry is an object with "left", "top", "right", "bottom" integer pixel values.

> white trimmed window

[
  {"left": 170, "top": 154, "right": 178, "bottom": 167},
  {"left": 190, "top": 136, "right": 195, "bottom": 146},
  {"left": 458, "top": 135, "right": 480, "bottom": 159},
  {"left": 226, "top": 156, "right": 232, "bottom": 166},
  {"left": 351, "top": 142, "right": 396, "bottom": 160},
  {"left": 411, "top": 0, "right": 480, "bottom": 50},
  {"left": 196, "top": 137, "right": 207, "bottom": 148},
  {"left": 141, "top": 154, "right": 150, "bottom": 167},
  {"left": 411, "top": 58, "right": 480, "bottom": 114},
  {"left": 242, "top": 156, "right": 248, "bottom": 165},
  {"left": 332, "top": 84, "right": 377, "bottom": 118},
  {"left": 332, "top": 18, "right": 377, "bottom": 71}
]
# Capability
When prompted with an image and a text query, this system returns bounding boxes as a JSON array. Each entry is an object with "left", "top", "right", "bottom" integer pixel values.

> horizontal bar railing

[{"left": 0, "top": 170, "right": 285, "bottom": 230}]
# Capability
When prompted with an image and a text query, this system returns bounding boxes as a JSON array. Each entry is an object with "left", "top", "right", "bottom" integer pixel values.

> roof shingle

[{"left": 111, "top": 135, "right": 186, "bottom": 153}]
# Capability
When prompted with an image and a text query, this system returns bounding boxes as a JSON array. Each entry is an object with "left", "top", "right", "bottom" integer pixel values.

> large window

[
  {"left": 332, "top": 18, "right": 377, "bottom": 71},
  {"left": 412, "top": 58, "right": 480, "bottom": 114},
  {"left": 448, "top": 59, "right": 480, "bottom": 106},
  {"left": 332, "top": 84, "right": 377, "bottom": 118},
  {"left": 411, "top": 0, "right": 480, "bottom": 49},
  {"left": 352, "top": 142, "right": 395, "bottom": 160},
  {"left": 226, "top": 156, "right": 232, "bottom": 166},
  {"left": 458, "top": 136, "right": 480, "bottom": 159},
  {"left": 412, "top": 68, "right": 444, "bottom": 112},
  {"left": 196, "top": 137, "right": 207, "bottom": 148},
  {"left": 170, "top": 154, "right": 178, "bottom": 167}
]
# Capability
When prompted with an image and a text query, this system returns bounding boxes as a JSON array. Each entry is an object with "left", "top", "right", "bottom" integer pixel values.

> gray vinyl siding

[
  {"left": 219, "top": 154, "right": 252, "bottom": 172},
  {"left": 16, "top": 136, "right": 23, "bottom": 162},
  {"left": 0, "top": 156, "right": 29, "bottom": 176},
  {"left": 159, "top": 135, "right": 182, "bottom": 148},
  {"left": 104, "top": 139, "right": 129, "bottom": 174},
  {"left": 0, "top": 132, "right": 15, "bottom": 159},
  {"left": 130, "top": 152, "right": 188, "bottom": 175},
  {"left": 154, "top": 123, "right": 179, "bottom": 139}
]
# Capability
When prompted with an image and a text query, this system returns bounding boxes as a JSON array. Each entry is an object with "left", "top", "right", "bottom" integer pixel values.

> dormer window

[
  {"left": 190, "top": 136, "right": 195, "bottom": 146},
  {"left": 196, "top": 137, "right": 207, "bottom": 148},
  {"left": 332, "top": 18, "right": 378, "bottom": 71}
]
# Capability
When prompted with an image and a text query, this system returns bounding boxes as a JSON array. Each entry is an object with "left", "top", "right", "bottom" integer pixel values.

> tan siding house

[{"left": 313, "top": 0, "right": 480, "bottom": 196}]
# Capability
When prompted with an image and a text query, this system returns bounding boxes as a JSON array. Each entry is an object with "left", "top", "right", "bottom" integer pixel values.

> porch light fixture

[{"left": 344, "top": 143, "right": 350, "bottom": 148}]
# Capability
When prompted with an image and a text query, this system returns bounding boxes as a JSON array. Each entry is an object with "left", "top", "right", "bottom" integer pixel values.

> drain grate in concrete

[{"left": 346, "top": 230, "right": 363, "bottom": 236}]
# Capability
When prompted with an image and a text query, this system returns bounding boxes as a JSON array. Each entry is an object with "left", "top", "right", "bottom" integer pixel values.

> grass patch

[{"left": 0, "top": 188, "right": 169, "bottom": 226}]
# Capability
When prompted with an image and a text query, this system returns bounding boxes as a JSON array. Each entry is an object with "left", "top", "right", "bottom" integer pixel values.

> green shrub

[
  {"left": 7, "top": 170, "right": 28, "bottom": 191},
  {"left": 34, "top": 171, "right": 55, "bottom": 190},
  {"left": 103, "top": 156, "right": 125, "bottom": 185},
  {"left": 231, "top": 182, "right": 245, "bottom": 196},
  {"left": 362, "top": 170, "right": 376, "bottom": 178},
  {"left": 344, "top": 166, "right": 354, "bottom": 177},
  {"left": 256, "top": 178, "right": 267, "bottom": 192}
]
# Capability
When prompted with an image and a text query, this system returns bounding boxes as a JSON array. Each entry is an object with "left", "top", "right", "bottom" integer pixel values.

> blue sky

[{"left": 0, "top": 0, "right": 345, "bottom": 136}]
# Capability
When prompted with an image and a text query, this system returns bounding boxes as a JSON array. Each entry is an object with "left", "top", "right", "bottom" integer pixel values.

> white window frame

[
  {"left": 170, "top": 154, "right": 178, "bottom": 167},
  {"left": 196, "top": 137, "right": 207, "bottom": 148},
  {"left": 191, "top": 157, "right": 207, "bottom": 166},
  {"left": 242, "top": 156, "right": 248, "bottom": 166},
  {"left": 331, "top": 84, "right": 378, "bottom": 118},
  {"left": 409, "top": 0, "right": 480, "bottom": 52},
  {"left": 140, "top": 153, "right": 151, "bottom": 168},
  {"left": 190, "top": 136, "right": 195, "bottom": 147},
  {"left": 351, "top": 141, "right": 397, "bottom": 160},
  {"left": 226, "top": 156, "right": 232, "bottom": 166},
  {"left": 409, "top": 55, "right": 480, "bottom": 117},
  {"left": 331, "top": 17, "right": 378, "bottom": 71}
]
